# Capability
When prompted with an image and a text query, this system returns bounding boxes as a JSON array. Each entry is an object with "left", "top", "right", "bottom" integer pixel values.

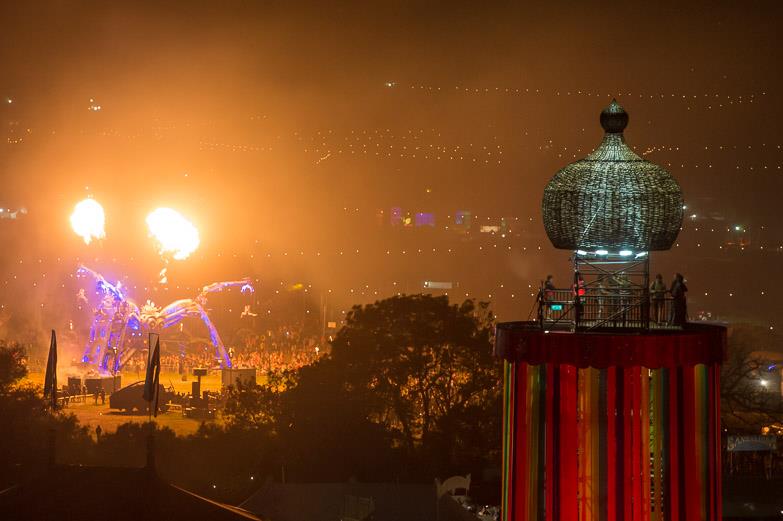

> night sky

[{"left": 0, "top": 1, "right": 782, "bottom": 349}]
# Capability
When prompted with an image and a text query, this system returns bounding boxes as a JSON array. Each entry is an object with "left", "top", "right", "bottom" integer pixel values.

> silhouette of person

[{"left": 670, "top": 273, "right": 688, "bottom": 326}]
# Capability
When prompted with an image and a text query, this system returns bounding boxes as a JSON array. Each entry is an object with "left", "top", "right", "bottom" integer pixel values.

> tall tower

[{"left": 496, "top": 102, "right": 725, "bottom": 521}]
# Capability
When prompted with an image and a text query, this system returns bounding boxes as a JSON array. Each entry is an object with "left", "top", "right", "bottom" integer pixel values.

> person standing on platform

[
  {"left": 650, "top": 274, "right": 667, "bottom": 323},
  {"left": 616, "top": 272, "right": 631, "bottom": 326},
  {"left": 596, "top": 278, "right": 607, "bottom": 318},
  {"left": 572, "top": 272, "right": 586, "bottom": 321},
  {"left": 544, "top": 275, "right": 556, "bottom": 320},
  {"left": 670, "top": 273, "right": 688, "bottom": 326}
]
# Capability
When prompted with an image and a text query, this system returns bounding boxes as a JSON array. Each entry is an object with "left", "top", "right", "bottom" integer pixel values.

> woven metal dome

[{"left": 542, "top": 100, "right": 683, "bottom": 252}]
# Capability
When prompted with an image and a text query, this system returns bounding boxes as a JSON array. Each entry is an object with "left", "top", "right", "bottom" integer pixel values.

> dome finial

[
  {"left": 600, "top": 98, "right": 628, "bottom": 133},
  {"left": 542, "top": 98, "right": 683, "bottom": 252}
]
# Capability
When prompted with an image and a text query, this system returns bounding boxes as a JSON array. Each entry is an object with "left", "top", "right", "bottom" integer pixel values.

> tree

[
  {"left": 186, "top": 294, "right": 501, "bottom": 483},
  {"left": 0, "top": 342, "right": 91, "bottom": 488},
  {"left": 276, "top": 358, "right": 396, "bottom": 482},
  {"left": 326, "top": 294, "right": 501, "bottom": 475},
  {"left": 0, "top": 341, "right": 27, "bottom": 392},
  {"left": 222, "top": 374, "right": 287, "bottom": 431},
  {"left": 721, "top": 324, "right": 783, "bottom": 432}
]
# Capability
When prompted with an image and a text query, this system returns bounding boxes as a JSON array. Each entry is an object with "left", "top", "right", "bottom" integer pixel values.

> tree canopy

[
  {"left": 721, "top": 324, "right": 783, "bottom": 432},
  {"left": 252, "top": 294, "right": 503, "bottom": 480},
  {"left": 0, "top": 341, "right": 27, "bottom": 392}
]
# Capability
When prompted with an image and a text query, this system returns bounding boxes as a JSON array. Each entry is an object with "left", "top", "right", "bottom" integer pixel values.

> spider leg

[
  {"left": 190, "top": 301, "right": 232, "bottom": 368},
  {"left": 155, "top": 299, "right": 232, "bottom": 368}
]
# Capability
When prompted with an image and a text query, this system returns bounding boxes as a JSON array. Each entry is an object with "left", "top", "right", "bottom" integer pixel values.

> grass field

[
  {"left": 64, "top": 400, "right": 207, "bottom": 436},
  {"left": 24, "top": 369, "right": 255, "bottom": 437}
]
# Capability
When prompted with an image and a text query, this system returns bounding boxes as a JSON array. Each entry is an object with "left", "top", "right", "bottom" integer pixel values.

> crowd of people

[
  {"left": 231, "top": 325, "right": 325, "bottom": 372},
  {"left": 121, "top": 324, "right": 325, "bottom": 376}
]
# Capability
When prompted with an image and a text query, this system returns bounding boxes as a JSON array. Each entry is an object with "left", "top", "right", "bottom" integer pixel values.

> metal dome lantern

[{"left": 542, "top": 100, "right": 683, "bottom": 253}]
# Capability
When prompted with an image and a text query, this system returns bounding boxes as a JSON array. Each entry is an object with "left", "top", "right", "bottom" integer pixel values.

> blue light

[{"left": 128, "top": 316, "right": 140, "bottom": 331}]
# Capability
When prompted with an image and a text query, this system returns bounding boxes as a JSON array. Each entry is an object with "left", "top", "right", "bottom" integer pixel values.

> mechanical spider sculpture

[{"left": 76, "top": 266, "right": 253, "bottom": 373}]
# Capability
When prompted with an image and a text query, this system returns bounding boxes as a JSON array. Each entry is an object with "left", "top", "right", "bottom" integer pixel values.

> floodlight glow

[
  {"left": 595, "top": 249, "right": 608, "bottom": 255},
  {"left": 635, "top": 252, "right": 648, "bottom": 258},
  {"left": 70, "top": 198, "right": 106, "bottom": 244},
  {"left": 576, "top": 250, "right": 588, "bottom": 255},
  {"left": 619, "top": 250, "right": 633, "bottom": 256}
]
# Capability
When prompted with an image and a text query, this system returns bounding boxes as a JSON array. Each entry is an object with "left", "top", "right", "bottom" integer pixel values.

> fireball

[
  {"left": 70, "top": 198, "right": 106, "bottom": 244},
  {"left": 146, "top": 207, "right": 200, "bottom": 260}
]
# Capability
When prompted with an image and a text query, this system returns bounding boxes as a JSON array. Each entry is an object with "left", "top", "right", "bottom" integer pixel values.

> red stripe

[
  {"left": 668, "top": 370, "right": 680, "bottom": 521},
  {"left": 631, "top": 366, "right": 642, "bottom": 521},
  {"left": 559, "top": 365, "right": 578, "bottom": 520},
  {"left": 545, "top": 364, "right": 555, "bottom": 521},
  {"left": 606, "top": 367, "right": 616, "bottom": 521},
  {"left": 713, "top": 364, "right": 722, "bottom": 521},
  {"left": 623, "top": 367, "right": 633, "bottom": 521},
  {"left": 514, "top": 363, "right": 529, "bottom": 521},
  {"left": 640, "top": 370, "right": 651, "bottom": 521},
  {"left": 707, "top": 365, "right": 715, "bottom": 521},
  {"left": 682, "top": 368, "right": 701, "bottom": 520}
]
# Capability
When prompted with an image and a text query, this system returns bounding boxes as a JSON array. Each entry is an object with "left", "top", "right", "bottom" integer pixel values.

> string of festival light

[{"left": 397, "top": 83, "right": 767, "bottom": 106}]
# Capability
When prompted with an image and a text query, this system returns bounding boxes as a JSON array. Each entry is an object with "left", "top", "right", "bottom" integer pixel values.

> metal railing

[{"left": 537, "top": 288, "right": 678, "bottom": 331}]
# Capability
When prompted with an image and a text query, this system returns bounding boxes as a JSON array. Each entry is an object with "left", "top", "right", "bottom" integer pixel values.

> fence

[{"left": 538, "top": 288, "right": 677, "bottom": 331}]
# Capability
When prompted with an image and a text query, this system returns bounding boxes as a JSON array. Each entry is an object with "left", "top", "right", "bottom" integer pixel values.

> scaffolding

[{"left": 535, "top": 252, "right": 677, "bottom": 331}]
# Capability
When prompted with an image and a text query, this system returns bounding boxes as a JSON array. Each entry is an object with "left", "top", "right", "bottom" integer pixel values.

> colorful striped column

[{"left": 500, "top": 362, "right": 722, "bottom": 521}]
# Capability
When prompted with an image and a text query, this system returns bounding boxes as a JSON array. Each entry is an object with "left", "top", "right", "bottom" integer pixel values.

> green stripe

[{"left": 502, "top": 361, "right": 514, "bottom": 521}]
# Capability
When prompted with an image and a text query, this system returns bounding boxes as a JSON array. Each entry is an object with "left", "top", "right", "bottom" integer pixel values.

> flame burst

[
  {"left": 146, "top": 207, "right": 200, "bottom": 260},
  {"left": 70, "top": 198, "right": 106, "bottom": 244}
]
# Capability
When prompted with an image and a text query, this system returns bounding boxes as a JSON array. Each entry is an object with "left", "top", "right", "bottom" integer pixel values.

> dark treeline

[
  {"left": 4, "top": 295, "right": 780, "bottom": 506},
  {"left": 0, "top": 294, "right": 502, "bottom": 505}
]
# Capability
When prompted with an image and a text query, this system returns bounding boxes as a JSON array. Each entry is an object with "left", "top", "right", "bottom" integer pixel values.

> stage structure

[
  {"left": 496, "top": 101, "right": 726, "bottom": 521},
  {"left": 77, "top": 266, "right": 254, "bottom": 373}
]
